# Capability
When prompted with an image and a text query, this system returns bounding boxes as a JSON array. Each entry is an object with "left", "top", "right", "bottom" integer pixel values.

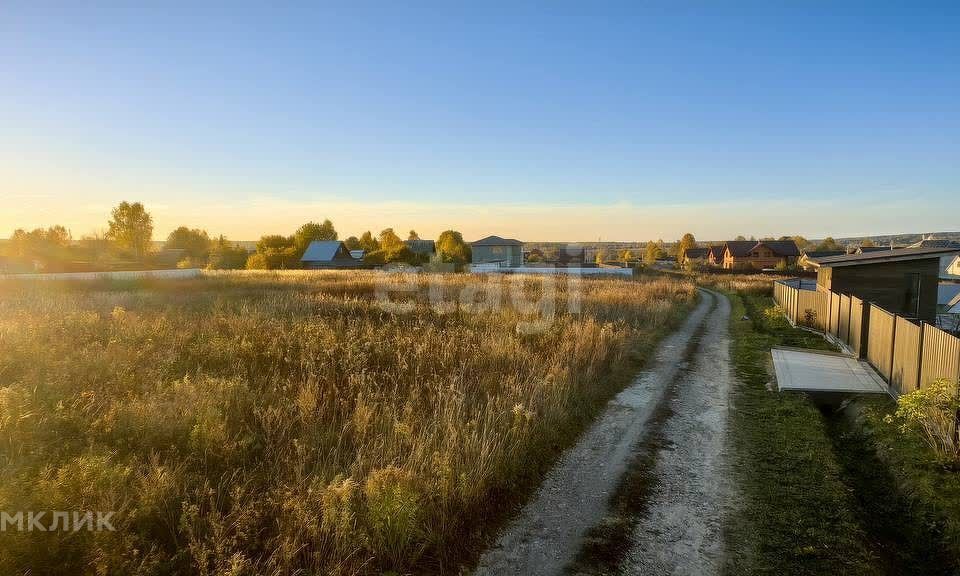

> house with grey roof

[
  {"left": 806, "top": 247, "right": 960, "bottom": 322},
  {"left": 470, "top": 235, "right": 523, "bottom": 268},
  {"left": 682, "top": 247, "right": 710, "bottom": 266},
  {"left": 301, "top": 241, "right": 362, "bottom": 269},
  {"left": 404, "top": 239, "right": 436, "bottom": 256},
  {"left": 908, "top": 237, "right": 960, "bottom": 279}
]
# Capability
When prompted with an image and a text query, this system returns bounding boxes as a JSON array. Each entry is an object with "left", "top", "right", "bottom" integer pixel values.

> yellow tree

[{"left": 677, "top": 232, "right": 696, "bottom": 260}]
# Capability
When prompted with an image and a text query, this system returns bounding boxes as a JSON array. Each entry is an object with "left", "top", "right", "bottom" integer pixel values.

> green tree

[
  {"left": 107, "top": 201, "right": 153, "bottom": 259},
  {"left": 344, "top": 236, "right": 361, "bottom": 250},
  {"left": 860, "top": 238, "right": 876, "bottom": 248},
  {"left": 6, "top": 226, "right": 73, "bottom": 270},
  {"left": 734, "top": 235, "right": 747, "bottom": 241},
  {"left": 245, "top": 252, "right": 269, "bottom": 270},
  {"left": 408, "top": 230, "right": 420, "bottom": 240},
  {"left": 292, "top": 220, "right": 337, "bottom": 257},
  {"left": 644, "top": 241, "right": 659, "bottom": 265},
  {"left": 816, "top": 237, "right": 842, "bottom": 251},
  {"left": 359, "top": 230, "right": 380, "bottom": 252},
  {"left": 436, "top": 230, "right": 471, "bottom": 264},
  {"left": 677, "top": 232, "right": 696, "bottom": 260},
  {"left": 790, "top": 236, "right": 811, "bottom": 251},
  {"left": 253, "top": 235, "right": 297, "bottom": 269},
  {"left": 207, "top": 236, "right": 249, "bottom": 269},
  {"left": 165, "top": 227, "right": 211, "bottom": 260},
  {"left": 620, "top": 249, "right": 634, "bottom": 264}
]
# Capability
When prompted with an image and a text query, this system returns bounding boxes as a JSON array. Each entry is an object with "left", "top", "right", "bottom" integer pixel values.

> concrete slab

[{"left": 771, "top": 346, "right": 889, "bottom": 395}]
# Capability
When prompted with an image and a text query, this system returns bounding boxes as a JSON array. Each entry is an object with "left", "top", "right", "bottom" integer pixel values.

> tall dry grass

[
  {"left": 0, "top": 271, "right": 694, "bottom": 575},
  {"left": 689, "top": 271, "right": 786, "bottom": 296}
]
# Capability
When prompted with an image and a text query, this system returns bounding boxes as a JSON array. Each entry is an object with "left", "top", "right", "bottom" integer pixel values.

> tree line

[{"left": 1, "top": 201, "right": 472, "bottom": 273}]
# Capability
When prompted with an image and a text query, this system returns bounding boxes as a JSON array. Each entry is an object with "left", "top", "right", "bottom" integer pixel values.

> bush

[
  {"left": 762, "top": 305, "right": 790, "bottom": 331},
  {"left": 888, "top": 379, "right": 960, "bottom": 464}
]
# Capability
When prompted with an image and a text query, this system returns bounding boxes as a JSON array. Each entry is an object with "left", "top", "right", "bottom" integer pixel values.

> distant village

[{"left": 2, "top": 201, "right": 959, "bottom": 324}]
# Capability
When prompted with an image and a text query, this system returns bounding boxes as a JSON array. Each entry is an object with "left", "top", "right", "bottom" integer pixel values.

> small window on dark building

[{"left": 903, "top": 273, "right": 921, "bottom": 317}]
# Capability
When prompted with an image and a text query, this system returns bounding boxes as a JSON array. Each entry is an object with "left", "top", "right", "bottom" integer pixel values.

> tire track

[{"left": 474, "top": 290, "right": 720, "bottom": 576}]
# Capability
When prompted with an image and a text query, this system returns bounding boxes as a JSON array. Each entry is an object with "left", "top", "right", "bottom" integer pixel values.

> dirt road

[{"left": 475, "top": 289, "right": 736, "bottom": 576}]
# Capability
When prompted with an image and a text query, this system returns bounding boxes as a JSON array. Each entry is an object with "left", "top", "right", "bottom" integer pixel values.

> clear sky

[{"left": 2, "top": 1, "right": 957, "bottom": 242}]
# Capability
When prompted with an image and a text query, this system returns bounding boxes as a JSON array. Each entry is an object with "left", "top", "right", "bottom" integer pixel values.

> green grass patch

[
  {"left": 723, "top": 292, "right": 880, "bottom": 576},
  {"left": 830, "top": 397, "right": 960, "bottom": 573}
]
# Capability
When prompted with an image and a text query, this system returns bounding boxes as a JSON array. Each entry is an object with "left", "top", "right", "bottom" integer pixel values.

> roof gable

[
  {"left": 755, "top": 240, "right": 800, "bottom": 257},
  {"left": 301, "top": 241, "right": 351, "bottom": 262},
  {"left": 471, "top": 235, "right": 523, "bottom": 246},
  {"left": 807, "top": 246, "right": 960, "bottom": 268},
  {"left": 724, "top": 241, "right": 759, "bottom": 257}
]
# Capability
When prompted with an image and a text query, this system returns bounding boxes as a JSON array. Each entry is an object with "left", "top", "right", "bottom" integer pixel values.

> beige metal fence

[
  {"left": 773, "top": 279, "right": 960, "bottom": 396},
  {"left": 921, "top": 323, "right": 960, "bottom": 388},
  {"left": 828, "top": 291, "right": 842, "bottom": 338},
  {"left": 867, "top": 306, "right": 896, "bottom": 382},
  {"left": 837, "top": 294, "right": 852, "bottom": 345},
  {"left": 850, "top": 295, "right": 865, "bottom": 357},
  {"left": 797, "top": 289, "right": 829, "bottom": 331}
]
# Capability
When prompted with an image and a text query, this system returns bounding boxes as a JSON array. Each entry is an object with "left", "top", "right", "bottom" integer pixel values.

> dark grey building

[
  {"left": 470, "top": 235, "right": 523, "bottom": 267},
  {"left": 300, "top": 241, "right": 362, "bottom": 269},
  {"left": 808, "top": 247, "right": 960, "bottom": 323}
]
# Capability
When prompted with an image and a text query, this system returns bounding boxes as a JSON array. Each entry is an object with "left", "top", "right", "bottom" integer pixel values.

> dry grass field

[
  {"left": 689, "top": 271, "right": 785, "bottom": 296},
  {"left": 0, "top": 271, "right": 695, "bottom": 575}
]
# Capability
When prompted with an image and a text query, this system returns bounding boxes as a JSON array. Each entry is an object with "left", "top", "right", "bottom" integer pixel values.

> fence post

[
  {"left": 915, "top": 322, "right": 924, "bottom": 392},
  {"left": 863, "top": 302, "right": 869, "bottom": 357},
  {"left": 889, "top": 313, "right": 898, "bottom": 391},
  {"left": 827, "top": 292, "right": 833, "bottom": 336},
  {"left": 794, "top": 285, "right": 800, "bottom": 325},
  {"left": 846, "top": 295, "right": 852, "bottom": 344}
]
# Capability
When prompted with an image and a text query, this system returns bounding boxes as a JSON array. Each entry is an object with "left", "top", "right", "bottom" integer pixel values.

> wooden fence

[{"left": 774, "top": 279, "right": 960, "bottom": 395}]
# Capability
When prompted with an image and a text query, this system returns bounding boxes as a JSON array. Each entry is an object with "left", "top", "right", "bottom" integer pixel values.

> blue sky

[{"left": 1, "top": 1, "right": 957, "bottom": 241}]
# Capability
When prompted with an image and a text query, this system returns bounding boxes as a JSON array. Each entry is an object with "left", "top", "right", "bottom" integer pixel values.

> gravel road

[{"left": 475, "top": 289, "right": 736, "bottom": 576}]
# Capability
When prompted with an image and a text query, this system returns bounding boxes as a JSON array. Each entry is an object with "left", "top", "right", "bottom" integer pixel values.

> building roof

[
  {"left": 807, "top": 246, "right": 960, "bottom": 268},
  {"left": 939, "top": 283, "right": 960, "bottom": 307},
  {"left": 471, "top": 235, "right": 523, "bottom": 246},
  {"left": 707, "top": 245, "right": 725, "bottom": 260},
  {"left": 723, "top": 240, "right": 760, "bottom": 257},
  {"left": 301, "top": 241, "right": 347, "bottom": 262},
  {"left": 857, "top": 246, "right": 894, "bottom": 253},
  {"left": 724, "top": 240, "right": 799, "bottom": 257},
  {"left": 756, "top": 240, "right": 801, "bottom": 257},
  {"left": 684, "top": 247, "right": 710, "bottom": 259},
  {"left": 404, "top": 239, "right": 436, "bottom": 254},
  {"left": 802, "top": 250, "right": 846, "bottom": 259},
  {"left": 908, "top": 238, "right": 960, "bottom": 249}
]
